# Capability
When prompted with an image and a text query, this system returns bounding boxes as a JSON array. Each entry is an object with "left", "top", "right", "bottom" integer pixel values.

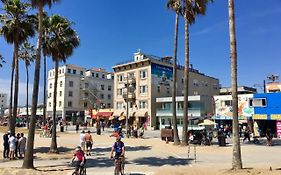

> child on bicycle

[
  {"left": 72, "top": 146, "right": 86, "bottom": 174},
  {"left": 109, "top": 136, "right": 125, "bottom": 170}
]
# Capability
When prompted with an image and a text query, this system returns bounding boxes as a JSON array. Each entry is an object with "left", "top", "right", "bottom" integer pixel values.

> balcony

[
  {"left": 124, "top": 76, "right": 136, "bottom": 85},
  {"left": 122, "top": 92, "right": 136, "bottom": 101}
]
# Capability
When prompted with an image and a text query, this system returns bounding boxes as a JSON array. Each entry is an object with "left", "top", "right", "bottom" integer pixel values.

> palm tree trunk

[
  {"left": 26, "top": 63, "right": 29, "bottom": 129},
  {"left": 50, "top": 60, "right": 58, "bottom": 153},
  {"left": 23, "top": 2, "right": 43, "bottom": 169},
  {"left": 12, "top": 41, "right": 19, "bottom": 135},
  {"left": 182, "top": 19, "right": 190, "bottom": 146},
  {"left": 43, "top": 55, "right": 47, "bottom": 126},
  {"left": 172, "top": 12, "right": 180, "bottom": 145},
  {"left": 228, "top": 0, "right": 242, "bottom": 169},
  {"left": 8, "top": 47, "right": 15, "bottom": 134}
]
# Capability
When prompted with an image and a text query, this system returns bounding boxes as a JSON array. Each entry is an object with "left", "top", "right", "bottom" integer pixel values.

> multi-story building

[
  {"left": 113, "top": 51, "right": 220, "bottom": 129},
  {"left": 47, "top": 64, "right": 114, "bottom": 121},
  {"left": 0, "top": 93, "right": 7, "bottom": 117}
]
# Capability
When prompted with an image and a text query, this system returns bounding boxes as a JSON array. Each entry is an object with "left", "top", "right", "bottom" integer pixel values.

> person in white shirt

[
  {"left": 80, "top": 130, "right": 86, "bottom": 151},
  {"left": 8, "top": 133, "right": 16, "bottom": 160},
  {"left": 18, "top": 133, "right": 26, "bottom": 158}
]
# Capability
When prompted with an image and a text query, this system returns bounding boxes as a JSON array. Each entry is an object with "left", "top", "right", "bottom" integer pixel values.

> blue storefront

[{"left": 252, "top": 92, "right": 281, "bottom": 137}]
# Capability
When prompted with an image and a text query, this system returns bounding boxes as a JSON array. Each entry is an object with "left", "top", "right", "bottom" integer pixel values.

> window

[
  {"left": 92, "top": 73, "right": 95, "bottom": 77},
  {"left": 100, "top": 94, "right": 104, "bottom": 99},
  {"left": 249, "top": 98, "right": 267, "bottom": 107},
  {"left": 139, "top": 101, "right": 148, "bottom": 109},
  {"left": 59, "top": 91, "right": 62, "bottom": 97},
  {"left": 108, "top": 85, "right": 112, "bottom": 91},
  {"left": 102, "top": 74, "right": 105, "bottom": 79},
  {"left": 49, "top": 83, "right": 52, "bottom": 89},
  {"left": 167, "top": 87, "right": 170, "bottom": 94},
  {"left": 80, "top": 71, "right": 83, "bottom": 75},
  {"left": 117, "top": 74, "right": 123, "bottom": 82},
  {"left": 68, "top": 101, "right": 72, "bottom": 107},
  {"left": 59, "top": 101, "right": 62, "bottom": 107},
  {"left": 49, "top": 72, "right": 52, "bottom": 77},
  {"left": 48, "top": 102, "right": 51, "bottom": 107},
  {"left": 117, "top": 102, "right": 123, "bottom": 110},
  {"left": 157, "top": 86, "right": 160, "bottom": 93},
  {"left": 68, "top": 91, "right": 73, "bottom": 97},
  {"left": 60, "top": 81, "right": 63, "bottom": 87},
  {"left": 62, "top": 68, "right": 64, "bottom": 73},
  {"left": 181, "top": 78, "right": 184, "bottom": 84},
  {"left": 140, "top": 85, "right": 148, "bottom": 94},
  {"left": 193, "top": 79, "right": 199, "bottom": 86},
  {"left": 59, "top": 69, "right": 61, "bottom": 74},
  {"left": 67, "top": 69, "right": 71, "bottom": 74},
  {"left": 107, "top": 103, "right": 111, "bottom": 108},
  {"left": 224, "top": 100, "right": 232, "bottom": 106},
  {"left": 73, "top": 69, "right": 76, "bottom": 74},
  {"left": 96, "top": 73, "right": 99, "bottom": 78},
  {"left": 48, "top": 93, "right": 51, "bottom": 98},
  {"left": 117, "top": 88, "right": 123, "bottom": 95},
  {"left": 69, "top": 81, "right": 74, "bottom": 87},
  {"left": 101, "top": 85, "right": 104, "bottom": 90},
  {"left": 84, "top": 102, "right": 88, "bottom": 108},
  {"left": 108, "top": 94, "right": 111, "bottom": 99},
  {"left": 140, "top": 70, "right": 147, "bottom": 79}
]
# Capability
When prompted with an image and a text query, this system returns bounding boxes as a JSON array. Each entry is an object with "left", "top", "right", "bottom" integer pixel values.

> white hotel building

[{"left": 47, "top": 64, "right": 114, "bottom": 121}]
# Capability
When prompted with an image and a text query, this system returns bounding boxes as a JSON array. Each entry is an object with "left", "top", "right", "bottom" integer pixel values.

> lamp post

[{"left": 125, "top": 76, "right": 129, "bottom": 138}]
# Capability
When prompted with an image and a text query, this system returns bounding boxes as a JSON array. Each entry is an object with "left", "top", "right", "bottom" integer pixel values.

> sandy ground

[{"left": 0, "top": 127, "right": 281, "bottom": 175}]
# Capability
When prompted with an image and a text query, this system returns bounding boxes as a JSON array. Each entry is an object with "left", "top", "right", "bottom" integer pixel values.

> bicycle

[
  {"left": 112, "top": 156, "right": 124, "bottom": 175},
  {"left": 71, "top": 161, "right": 86, "bottom": 175}
]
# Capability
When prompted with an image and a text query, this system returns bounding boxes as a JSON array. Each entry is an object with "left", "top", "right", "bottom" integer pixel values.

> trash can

[
  {"left": 60, "top": 125, "right": 64, "bottom": 132},
  {"left": 218, "top": 134, "right": 226, "bottom": 146}
]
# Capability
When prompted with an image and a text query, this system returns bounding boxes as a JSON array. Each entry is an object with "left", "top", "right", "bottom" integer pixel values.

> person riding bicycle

[
  {"left": 72, "top": 146, "right": 86, "bottom": 174},
  {"left": 109, "top": 136, "right": 125, "bottom": 171}
]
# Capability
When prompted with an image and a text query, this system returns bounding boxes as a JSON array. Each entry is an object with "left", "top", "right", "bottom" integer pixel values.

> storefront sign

[
  {"left": 276, "top": 121, "right": 281, "bottom": 138},
  {"left": 252, "top": 114, "right": 267, "bottom": 120},
  {"left": 271, "top": 114, "right": 281, "bottom": 120}
]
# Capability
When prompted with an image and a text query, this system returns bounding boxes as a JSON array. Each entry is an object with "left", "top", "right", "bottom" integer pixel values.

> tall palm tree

[
  {"left": 19, "top": 42, "right": 36, "bottom": 129},
  {"left": 167, "top": 0, "right": 181, "bottom": 145},
  {"left": 0, "top": 0, "right": 35, "bottom": 135},
  {"left": 44, "top": 15, "right": 79, "bottom": 153},
  {"left": 181, "top": 0, "right": 213, "bottom": 145},
  {"left": 0, "top": 54, "right": 5, "bottom": 68},
  {"left": 228, "top": 0, "right": 242, "bottom": 169},
  {"left": 23, "top": 0, "right": 60, "bottom": 169}
]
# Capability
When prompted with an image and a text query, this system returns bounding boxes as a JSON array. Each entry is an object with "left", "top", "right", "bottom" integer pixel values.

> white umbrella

[{"left": 198, "top": 119, "right": 217, "bottom": 126}]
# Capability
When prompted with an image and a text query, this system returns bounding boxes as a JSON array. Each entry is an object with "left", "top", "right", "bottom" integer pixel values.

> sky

[{"left": 0, "top": 0, "right": 281, "bottom": 106}]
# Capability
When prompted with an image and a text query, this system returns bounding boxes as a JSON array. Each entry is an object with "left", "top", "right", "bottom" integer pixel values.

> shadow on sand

[
  {"left": 133, "top": 156, "right": 191, "bottom": 166},
  {"left": 34, "top": 146, "right": 72, "bottom": 154},
  {"left": 93, "top": 145, "right": 151, "bottom": 153}
]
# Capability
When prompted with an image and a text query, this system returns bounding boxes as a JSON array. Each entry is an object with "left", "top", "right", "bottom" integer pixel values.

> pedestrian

[
  {"left": 18, "top": 133, "right": 26, "bottom": 158},
  {"left": 80, "top": 130, "right": 86, "bottom": 151},
  {"left": 101, "top": 121, "right": 105, "bottom": 131},
  {"left": 15, "top": 133, "right": 20, "bottom": 158},
  {"left": 3, "top": 131, "right": 10, "bottom": 159},
  {"left": 266, "top": 129, "right": 273, "bottom": 146},
  {"left": 243, "top": 126, "right": 251, "bottom": 142},
  {"left": 85, "top": 130, "right": 93, "bottom": 156},
  {"left": 8, "top": 133, "right": 16, "bottom": 160},
  {"left": 76, "top": 122, "right": 79, "bottom": 133}
]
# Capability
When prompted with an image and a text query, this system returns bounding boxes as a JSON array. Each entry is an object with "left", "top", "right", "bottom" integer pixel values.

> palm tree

[
  {"left": 23, "top": 0, "right": 60, "bottom": 169},
  {"left": 0, "top": 54, "right": 5, "bottom": 68},
  {"left": 181, "top": 0, "right": 213, "bottom": 145},
  {"left": 44, "top": 15, "right": 79, "bottom": 153},
  {"left": 0, "top": 0, "right": 35, "bottom": 135},
  {"left": 228, "top": 0, "right": 242, "bottom": 169},
  {"left": 19, "top": 42, "right": 36, "bottom": 129},
  {"left": 167, "top": 0, "right": 181, "bottom": 145}
]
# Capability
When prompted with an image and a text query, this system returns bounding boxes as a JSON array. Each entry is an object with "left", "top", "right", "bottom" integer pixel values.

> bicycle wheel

[{"left": 80, "top": 167, "right": 86, "bottom": 175}]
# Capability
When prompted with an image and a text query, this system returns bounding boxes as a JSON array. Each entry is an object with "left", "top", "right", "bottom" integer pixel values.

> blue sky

[{"left": 0, "top": 0, "right": 281, "bottom": 105}]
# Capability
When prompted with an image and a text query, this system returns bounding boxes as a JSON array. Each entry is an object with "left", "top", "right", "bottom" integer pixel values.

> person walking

[
  {"left": 80, "top": 130, "right": 86, "bottom": 151},
  {"left": 18, "top": 133, "right": 26, "bottom": 158},
  {"left": 8, "top": 133, "right": 16, "bottom": 160},
  {"left": 3, "top": 131, "right": 10, "bottom": 159},
  {"left": 85, "top": 130, "right": 93, "bottom": 156}
]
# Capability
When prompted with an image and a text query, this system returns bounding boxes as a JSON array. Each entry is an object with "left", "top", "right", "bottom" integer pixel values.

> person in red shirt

[{"left": 72, "top": 146, "right": 86, "bottom": 174}]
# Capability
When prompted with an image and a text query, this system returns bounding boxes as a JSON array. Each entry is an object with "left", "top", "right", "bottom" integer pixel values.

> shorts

[
  {"left": 86, "top": 141, "right": 92, "bottom": 148},
  {"left": 75, "top": 161, "right": 84, "bottom": 171},
  {"left": 80, "top": 141, "right": 85, "bottom": 149},
  {"left": 9, "top": 145, "right": 16, "bottom": 151},
  {"left": 19, "top": 147, "right": 25, "bottom": 154}
]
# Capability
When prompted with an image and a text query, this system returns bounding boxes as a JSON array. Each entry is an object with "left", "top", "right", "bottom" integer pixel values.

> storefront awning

[{"left": 92, "top": 112, "right": 113, "bottom": 119}]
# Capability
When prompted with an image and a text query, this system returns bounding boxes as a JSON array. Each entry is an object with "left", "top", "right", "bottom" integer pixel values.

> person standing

[
  {"left": 85, "top": 130, "right": 93, "bottom": 156},
  {"left": 18, "top": 133, "right": 26, "bottom": 158},
  {"left": 80, "top": 130, "right": 86, "bottom": 151},
  {"left": 15, "top": 133, "right": 20, "bottom": 158},
  {"left": 3, "top": 131, "right": 10, "bottom": 159},
  {"left": 8, "top": 133, "right": 16, "bottom": 160}
]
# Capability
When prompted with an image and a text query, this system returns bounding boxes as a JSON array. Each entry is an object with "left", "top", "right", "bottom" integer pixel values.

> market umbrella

[{"left": 198, "top": 119, "right": 217, "bottom": 126}]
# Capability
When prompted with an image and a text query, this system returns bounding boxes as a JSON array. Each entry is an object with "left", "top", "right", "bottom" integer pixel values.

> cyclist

[
  {"left": 72, "top": 146, "right": 86, "bottom": 174},
  {"left": 109, "top": 136, "right": 125, "bottom": 173}
]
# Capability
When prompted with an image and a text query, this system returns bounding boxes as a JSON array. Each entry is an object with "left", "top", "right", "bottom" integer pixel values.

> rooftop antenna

[{"left": 267, "top": 74, "right": 279, "bottom": 83}]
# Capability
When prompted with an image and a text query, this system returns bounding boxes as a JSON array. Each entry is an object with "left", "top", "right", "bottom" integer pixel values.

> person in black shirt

[{"left": 3, "top": 131, "right": 10, "bottom": 158}]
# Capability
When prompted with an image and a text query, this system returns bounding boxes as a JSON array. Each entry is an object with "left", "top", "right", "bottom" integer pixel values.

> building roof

[{"left": 219, "top": 86, "right": 257, "bottom": 95}]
